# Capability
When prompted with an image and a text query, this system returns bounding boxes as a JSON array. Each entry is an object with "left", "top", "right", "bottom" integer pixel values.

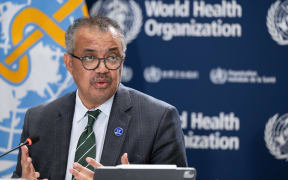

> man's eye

[
  {"left": 107, "top": 56, "right": 117, "bottom": 61},
  {"left": 83, "top": 56, "right": 95, "bottom": 61}
]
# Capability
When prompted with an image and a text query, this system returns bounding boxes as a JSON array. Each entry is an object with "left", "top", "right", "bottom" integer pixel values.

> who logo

[
  {"left": 267, "top": 0, "right": 288, "bottom": 45},
  {"left": 265, "top": 113, "right": 288, "bottom": 161},
  {"left": 90, "top": 0, "right": 143, "bottom": 44},
  {"left": 0, "top": 0, "right": 87, "bottom": 177},
  {"left": 210, "top": 68, "right": 228, "bottom": 85}
]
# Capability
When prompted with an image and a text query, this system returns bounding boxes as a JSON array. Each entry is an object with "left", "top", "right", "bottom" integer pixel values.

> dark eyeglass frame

[{"left": 69, "top": 53, "right": 124, "bottom": 70}]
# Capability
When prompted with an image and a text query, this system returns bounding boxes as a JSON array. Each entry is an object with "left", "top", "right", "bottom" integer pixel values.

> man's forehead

[
  {"left": 74, "top": 26, "right": 121, "bottom": 45},
  {"left": 74, "top": 25, "right": 123, "bottom": 53},
  {"left": 77, "top": 24, "right": 120, "bottom": 37},
  {"left": 82, "top": 47, "right": 120, "bottom": 53}
]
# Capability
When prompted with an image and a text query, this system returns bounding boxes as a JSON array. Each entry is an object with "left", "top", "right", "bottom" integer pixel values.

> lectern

[{"left": 93, "top": 165, "right": 196, "bottom": 180}]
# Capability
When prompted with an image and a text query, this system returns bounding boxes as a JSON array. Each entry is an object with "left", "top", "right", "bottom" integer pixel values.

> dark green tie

[{"left": 74, "top": 109, "right": 101, "bottom": 171}]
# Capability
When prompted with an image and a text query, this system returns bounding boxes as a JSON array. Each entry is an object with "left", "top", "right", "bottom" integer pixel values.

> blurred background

[{"left": 0, "top": 0, "right": 288, "bottom": 179}]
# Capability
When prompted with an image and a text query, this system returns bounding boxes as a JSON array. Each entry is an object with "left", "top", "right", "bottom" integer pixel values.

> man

[{"left": 12, "top": 16, "right": 187, "bottom": 180}]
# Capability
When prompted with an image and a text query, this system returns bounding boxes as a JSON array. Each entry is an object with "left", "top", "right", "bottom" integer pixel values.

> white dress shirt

[{"left": 65, "top": 90, "right": 114, "bottom": 180}]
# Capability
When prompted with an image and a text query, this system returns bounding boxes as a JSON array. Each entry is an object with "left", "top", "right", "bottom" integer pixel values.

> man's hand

[
  {"left": 20, "top": 145, "right": 47, "bottom": 180},
  {"left": 70, "top": 153, "right": 129, "bottom": 180}
]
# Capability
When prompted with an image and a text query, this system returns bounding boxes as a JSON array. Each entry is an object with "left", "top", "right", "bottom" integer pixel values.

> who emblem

[
  {"left": 210, "top": 68, "right": 228, "bottom": 85},
  {"left": 0, "top": 0, "right": 87, "bottom": 177},
  {"left": 265, "top": 113, "right": 288, "bottom": 161},
  {"left": 90, "top": 0, "right": 143, "bottom": 44},
  {"left": 144, "top": 66, "right": 162, "bottom": 83},
  {"left": 267, "top": 0, "right": 288, "bottom": 45}
]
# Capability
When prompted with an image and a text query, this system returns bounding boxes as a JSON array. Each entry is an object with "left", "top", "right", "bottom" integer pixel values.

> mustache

[{"left": 89, "top": 74, "right": 112, "bottom": 84}]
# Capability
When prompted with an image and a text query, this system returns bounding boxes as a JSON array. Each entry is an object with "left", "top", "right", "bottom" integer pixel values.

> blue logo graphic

[
  {"left": 0, "top": 0, "right": 86, "bottom": 177},
  {"left": 114, "top": 127, "right": 124, "bottom": 136}
]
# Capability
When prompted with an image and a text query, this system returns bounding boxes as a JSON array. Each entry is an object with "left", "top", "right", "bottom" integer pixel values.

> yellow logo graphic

[{"left": 0, "top": 0, "right": 88, "bottom": 84}]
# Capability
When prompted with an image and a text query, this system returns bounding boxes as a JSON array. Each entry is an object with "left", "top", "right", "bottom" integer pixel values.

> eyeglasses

[{"left": 69, "top": 53, "right": 124, "bottom": 70}]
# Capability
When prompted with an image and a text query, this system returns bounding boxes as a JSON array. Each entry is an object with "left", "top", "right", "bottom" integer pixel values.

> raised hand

[
  {"left": 70, "top": 153, "right": 129, "bottom": 180},
  {"left": 20, "top": 145, "right": 47, "bottom": 180}
]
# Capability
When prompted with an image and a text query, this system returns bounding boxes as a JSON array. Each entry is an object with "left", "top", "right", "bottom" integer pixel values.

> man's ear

[{"left": 63, "top": 53, "right": 73, "bottom": 74}]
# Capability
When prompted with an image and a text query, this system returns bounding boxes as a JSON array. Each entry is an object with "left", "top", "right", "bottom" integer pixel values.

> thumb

[
  {"left": 121, "top": 153, "right": 129, "bottom": 164},
  {"left": 86, "top": 157, "right": 103, "bottom": 168}
]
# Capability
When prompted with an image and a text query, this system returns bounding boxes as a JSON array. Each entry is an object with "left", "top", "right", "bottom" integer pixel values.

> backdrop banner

[{"left": 1, "top": 0, "right": 288, "bottom": 179}]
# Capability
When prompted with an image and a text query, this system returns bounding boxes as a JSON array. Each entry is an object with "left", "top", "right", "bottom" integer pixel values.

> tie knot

[{"left": 87, "top": 109, "right": 101, "bottom": 127}]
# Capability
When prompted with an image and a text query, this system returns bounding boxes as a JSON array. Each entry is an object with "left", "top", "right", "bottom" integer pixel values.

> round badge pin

[{"left": 114, "top": 127, "right": 123, "bottom": 136}]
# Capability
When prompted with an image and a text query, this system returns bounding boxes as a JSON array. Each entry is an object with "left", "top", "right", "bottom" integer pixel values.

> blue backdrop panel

[{"left": 87, "top": 0, "right": 288, "bottom": 180}]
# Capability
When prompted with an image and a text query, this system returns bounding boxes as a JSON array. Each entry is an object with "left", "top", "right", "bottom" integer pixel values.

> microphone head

[{"left": 26, "top": 136, "right": 40, "bottom": 146}]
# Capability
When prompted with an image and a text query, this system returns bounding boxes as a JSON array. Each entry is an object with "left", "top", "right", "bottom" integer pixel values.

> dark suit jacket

[{"left": 12, "top": 84, "right": 187, "bottom": 179}]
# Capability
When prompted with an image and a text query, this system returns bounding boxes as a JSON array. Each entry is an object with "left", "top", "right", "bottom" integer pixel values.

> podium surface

[{"left": 93, "top": 165, "right": 196, "bottom": 180}]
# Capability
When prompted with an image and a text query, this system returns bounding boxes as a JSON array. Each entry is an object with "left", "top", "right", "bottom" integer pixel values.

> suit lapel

[
  {"left": 100, "top": 84, "right": 132, "bottom": 165},
  {"left": 52, "top": 92, "right": 76, "bottom": 179}
]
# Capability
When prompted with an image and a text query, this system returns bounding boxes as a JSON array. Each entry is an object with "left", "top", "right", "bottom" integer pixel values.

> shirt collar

[{"left": 74, "top": 90, "right": 115, "bottom": 123}]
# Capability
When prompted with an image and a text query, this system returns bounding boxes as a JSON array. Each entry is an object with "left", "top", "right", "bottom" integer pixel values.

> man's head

[{"left": 64, "top": 16, "right": 126, "bottom": 109}]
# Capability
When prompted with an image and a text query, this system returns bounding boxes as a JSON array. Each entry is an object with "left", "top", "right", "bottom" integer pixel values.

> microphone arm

[{"left": 0, "top": 136, "right": 39, "bottom": 159}]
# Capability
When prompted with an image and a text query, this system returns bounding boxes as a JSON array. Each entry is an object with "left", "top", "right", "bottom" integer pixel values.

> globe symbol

[
  {"left": 265, "top": 113, "right": 288, "bottom": 161},
  {"left": 144, "top": 66, "right": 162, "bottom": 83},
  {"left": 275, "top": 1, "right": 288, "bottom": 39},
  {"left": 210, "top": 68, "right": 228, "bottom": 84},
  {"left": 121, "top": 66, "right": 133, "bottom": 82},
  {"left": 90, "top": 0, "right": 143, "bottom": 44}
]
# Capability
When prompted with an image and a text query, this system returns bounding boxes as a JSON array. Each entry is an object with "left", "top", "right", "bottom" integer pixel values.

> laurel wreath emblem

[
  {"left": 90, "top": 0, "right": 143, "bottom": 44},
  {"left": 125, "top": 0, "right": 143, "bottom": 44},
  {"left": 266, "top": 0, "right": 288, "bottom": 45},
  {"left": 264, "top": 114, "right": 288, "bottom": 160}
]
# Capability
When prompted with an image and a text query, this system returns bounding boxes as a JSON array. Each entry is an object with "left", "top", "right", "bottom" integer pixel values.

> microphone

[{"left": 0, "top": 136, "right": 40, "bottom": 159}]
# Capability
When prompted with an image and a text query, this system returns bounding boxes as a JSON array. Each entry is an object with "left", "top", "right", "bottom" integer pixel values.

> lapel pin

[{"left": 114, "top": 127, "right": 123, "bottom": 136}]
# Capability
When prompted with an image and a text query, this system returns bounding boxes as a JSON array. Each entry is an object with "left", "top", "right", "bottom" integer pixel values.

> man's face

[{"left": 64, "top": 25, "right": 124, "bottom": 108}]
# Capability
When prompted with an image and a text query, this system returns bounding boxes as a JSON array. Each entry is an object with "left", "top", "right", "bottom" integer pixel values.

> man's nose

[{"left": 95, "top": 59, "right": 109, "bottom": 73}]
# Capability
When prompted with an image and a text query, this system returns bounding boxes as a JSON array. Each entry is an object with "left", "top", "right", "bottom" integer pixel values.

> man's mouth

[
  {"left": 90, "top": 74, "right": 112, "bottom": 88},
  {"left": 96, "top": 81, "right": 108, "bottom": 86},
  {"left": 91, "top": 80, "right": 110, "bottom": 88}
]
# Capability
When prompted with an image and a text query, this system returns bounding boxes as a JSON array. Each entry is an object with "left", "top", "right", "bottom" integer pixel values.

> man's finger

[
  {"left": 21, "top": 146, "right": 33, "bottom": 177},
  {"left": 69, "top": 168, "right": 82, "bottom": 180},
  {"left": 73, "top": 162, "right": 94, "bottom": 177},
  {"left": 34, "top": 171, "right": 40, "bottom": 178},
  {"left": 121, "top": 153, "right": 129, "bottom": 164},
  {"left": 69, "top": 167, "right": 91, "bottom": 180},
  {"left": 86, "top": 157, "right": 103, "bottom": 168},
  {"left": 23, "top": 156, "right": 31, "bottom": 173},
  {"left": 28, "top": 157, "right": 36, "bottom": 172},
  {"left": 20, "top": 145, "right": 29, "bottom": 165}
]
